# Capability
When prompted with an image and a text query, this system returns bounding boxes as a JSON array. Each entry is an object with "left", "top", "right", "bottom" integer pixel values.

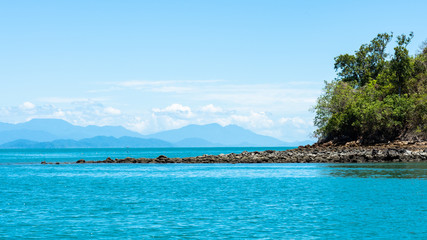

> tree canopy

[{"left": 313, "top": 32, "right": 427, "bottom": 143}]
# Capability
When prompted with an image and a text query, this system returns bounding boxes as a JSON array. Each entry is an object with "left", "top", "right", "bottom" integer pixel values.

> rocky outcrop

[{"left": 41, "top": 141, "right": 427, "bottom": 164}]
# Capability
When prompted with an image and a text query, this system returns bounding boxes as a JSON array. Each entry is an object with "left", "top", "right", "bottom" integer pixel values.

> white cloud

[
  {"left": 19, "top": 102, "right": 36, "bottom": 111},
  {"left": 0, "top": 101, "right": 128, "bottom": 127},
  {"left": 0, "top": 107, "right": 10, "bottom": 116},
  {"left": 104, "top": 107, "right": 121, "bottom": 115},
  {"left": 125, "top": 116, "right": 149, "bottom": 132},
  {"left": 230, "top": 111, "right": 274, "bottom": 129},
  {"left": 93, "top": 79, "right": 321, "bottom": 119},
  {"left": 279, "top": 117, "right": 313, "bottom": 128},
  {"left": 53, "top": 109, "right": 66, "bottom": 117},
  {"left": 151, "top": 113, "right": 190, "bottom": 131},
  {"left": 200, "top": 104, "right": 223, "bottom": 113},
  {"left": 153, "top": 104, "right": 193, "bottom": 118},
  {"left": 131, "top": 81, "right": 316, "bottom": 115}
]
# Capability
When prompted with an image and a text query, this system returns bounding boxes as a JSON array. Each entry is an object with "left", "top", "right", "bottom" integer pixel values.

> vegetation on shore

[{"left": 313, "top": 32, "right": 427, "bottom": 144}]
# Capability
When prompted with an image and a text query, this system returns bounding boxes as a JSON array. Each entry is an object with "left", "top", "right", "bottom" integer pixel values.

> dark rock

[
  {"left": 41, "top": 141, "right": 427, "bottom": 164},
  {"left": 104, "top": 157, "right": 115, "bottom": 163},
  {"left": 386, "top": 149, "right": 400, "bottom": 160},
  {"left": 372, "top": 149, "right": 378, "bottom": 156},
  {"left": 157, "top": 155, "right": 169, "bottom": 160}
]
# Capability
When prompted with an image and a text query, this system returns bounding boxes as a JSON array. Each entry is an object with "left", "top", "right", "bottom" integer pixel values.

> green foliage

[
  {"left": 390, "top": 33, "right": 414, "bottom": 95},
  {"left": 334, "top": 33, "right": 392, "bottom": 87},
  {"left": 314, "top": 33, "right": 427, "bottom": 143}
]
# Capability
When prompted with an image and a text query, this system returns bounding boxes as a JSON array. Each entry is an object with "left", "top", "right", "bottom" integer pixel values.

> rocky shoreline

[{"left": 41, "top": 140, "right": 427, "bottom": 165}]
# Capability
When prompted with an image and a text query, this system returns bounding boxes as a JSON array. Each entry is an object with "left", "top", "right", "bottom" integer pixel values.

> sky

[{"left": 0, "top": 0, "right": 426, "bottom": 142}]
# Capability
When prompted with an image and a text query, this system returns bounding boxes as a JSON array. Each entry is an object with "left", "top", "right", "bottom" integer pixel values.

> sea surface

[{"left": 0, "top": 148, "right": 426, "bottom": 239}]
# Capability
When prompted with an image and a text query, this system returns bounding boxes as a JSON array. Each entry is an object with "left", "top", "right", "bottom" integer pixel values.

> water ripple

[{"left": 0, "top": 163, "right": 426, "bottom": 239}]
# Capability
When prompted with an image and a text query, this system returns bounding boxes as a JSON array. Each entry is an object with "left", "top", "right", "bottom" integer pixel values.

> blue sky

[{"left": 1, "top": 0, "right": 426, "bottom": 141}]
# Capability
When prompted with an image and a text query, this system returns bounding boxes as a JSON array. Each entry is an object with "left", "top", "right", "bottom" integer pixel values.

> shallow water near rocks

[{"left": 0, "top": 148, "right": 426, "bottom": 239}]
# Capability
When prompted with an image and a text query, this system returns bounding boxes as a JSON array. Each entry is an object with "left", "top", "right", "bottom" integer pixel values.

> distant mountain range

[
  {"left": 1, "top": 137, "right": 172, "bottom": 149},
  {"left": 0, "top": 119, "right": 314, "bottom": 148},
  {"left": 0, "top": 118, "right": 142, "bottom": 144},
  {"left": 145, "top": 123, "right": 285, "bottom": 146}
]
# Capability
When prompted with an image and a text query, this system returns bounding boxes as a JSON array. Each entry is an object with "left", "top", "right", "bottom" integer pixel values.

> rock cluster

[{"left": 40, "top": 141, "right": 427, "bottom": 164}]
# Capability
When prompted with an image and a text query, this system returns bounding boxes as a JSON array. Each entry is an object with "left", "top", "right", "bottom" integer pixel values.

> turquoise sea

[{"left": 1, "top": 148, "right": 426, "bottom": 239}]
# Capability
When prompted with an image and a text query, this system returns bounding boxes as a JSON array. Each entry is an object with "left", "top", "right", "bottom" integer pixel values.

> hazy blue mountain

[
  {"left": 173, "top": 138, "right": 223, "bottom": 147},
  {"left": 78, "top": 136, "right": 173, "bottom": 148},
  {"left": 0, "top": 139, "right": 49, "bottom": 149},
  {"left": 0, "top": 136, "right": 173, "bottom": 149},
  {"left": 0, "top": 129, "right": 59, "bottom": 144},
  {"left": 0, "top": 122, "right": 14, "bottom": 131},
  {"left": 0, "top": 119, "right": 312, "bottom": 148},
  {"left": 0, "top": 118, "right": 143, "bottom": 144},
  {"left": 146, "top": 123, "right": 286, "bottom": 146}
]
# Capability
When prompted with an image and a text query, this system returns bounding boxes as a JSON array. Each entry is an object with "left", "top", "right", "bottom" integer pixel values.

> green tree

[
  {"left": 313, "top": 33, "right": 427, "bottom": 143},
  {"left": 334, "top": 33, "right": 393, "bottom": 87},
  {"left": 390, "top": 32, "right": 414, "bottom": 95}
]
